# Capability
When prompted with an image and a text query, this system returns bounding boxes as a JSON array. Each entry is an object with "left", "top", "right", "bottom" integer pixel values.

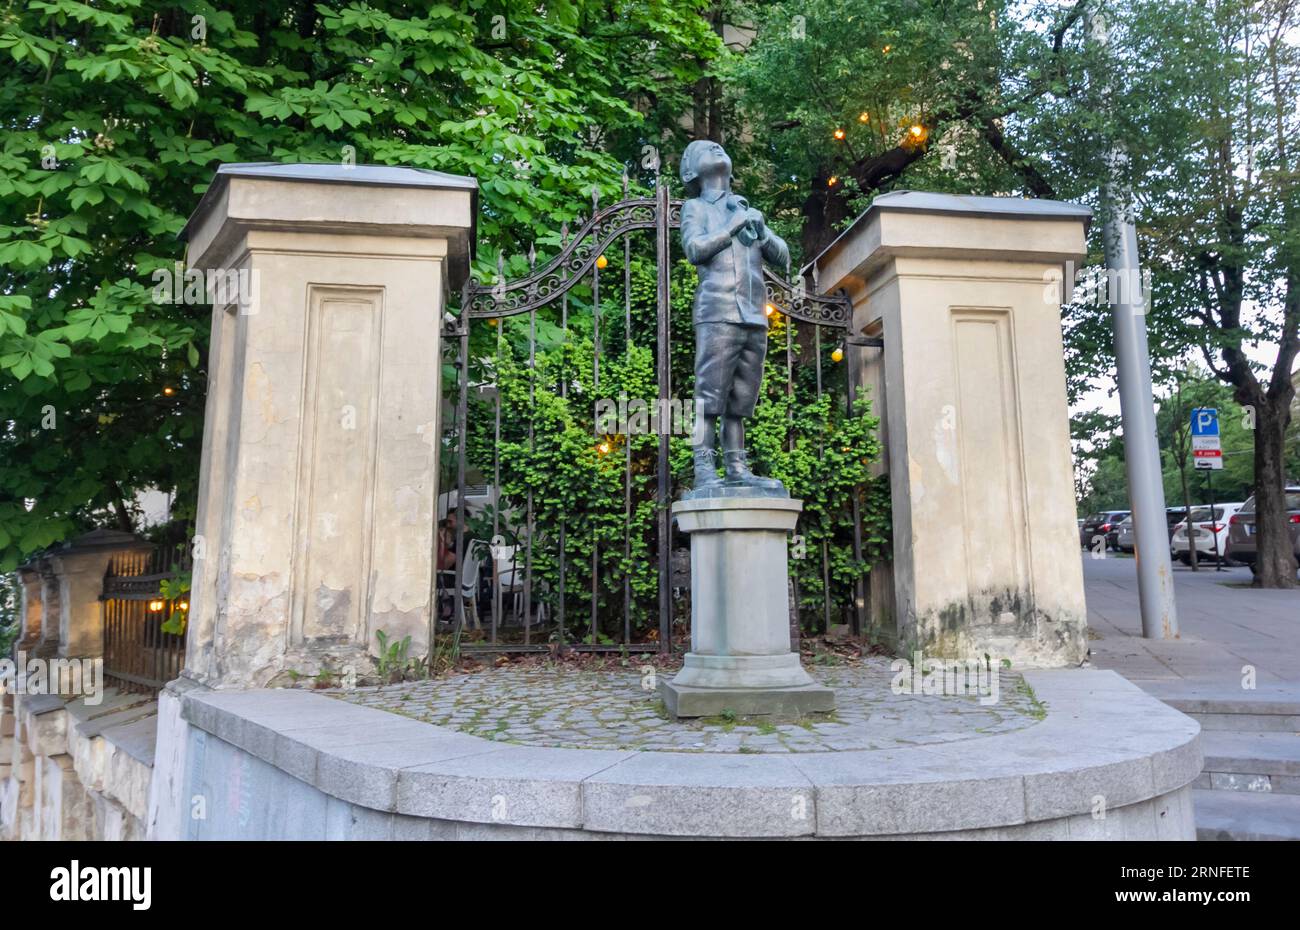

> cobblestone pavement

[{"left": 329, "top": 657, "right": 1043, "bottom": 754}]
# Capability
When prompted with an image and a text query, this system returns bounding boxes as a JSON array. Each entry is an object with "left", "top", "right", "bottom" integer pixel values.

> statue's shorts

[{"left": 693, "top": 322, "right": 768, "bottom": 418}]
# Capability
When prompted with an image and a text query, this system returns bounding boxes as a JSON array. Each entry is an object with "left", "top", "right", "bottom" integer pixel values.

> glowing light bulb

[
  {"left": 831, "top": 347, "right": 844, "bottom": 363},
  {"left": 858, "top": 112, "right": 870, "bottom": 123},
  {"left": 148, "top": 599, "right": 164, "bottom": 612},
  {"left": 765, "top": 303, "right": 777, "bottom": 317},
  {"left": 596, "top": 254, "right": 608, "bottom": 269},
  {"left": 833, "top": 128, "right": 845, "bottom": 140},
  {"left": 827, "top": 176, "right": 839, "bottom": 187}
]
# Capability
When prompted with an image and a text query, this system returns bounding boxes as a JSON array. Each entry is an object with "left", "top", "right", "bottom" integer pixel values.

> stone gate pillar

[
  {"left": 179, "top": 163, "right": 476, "bottom": 688},
  {"left": 810, "top": 192, "right": 1089, "bottom": 668}
]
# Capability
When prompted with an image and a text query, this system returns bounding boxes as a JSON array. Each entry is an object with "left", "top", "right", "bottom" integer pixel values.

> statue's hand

[
  {"left": 726, "top": 210, "right": 751, "bottom": 237},
  {"left": 744, "top": 208, "right": 766, "bottom": 238}
]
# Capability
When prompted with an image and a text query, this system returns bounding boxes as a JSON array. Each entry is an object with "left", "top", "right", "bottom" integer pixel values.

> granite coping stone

[
  {"left": 21, "top": 694, "right": 68, "bottom": 716},
  {"left": 64, "top": 688, "right": 155, "bottom": 725},
  {"left": 100, "top": 713, "right": 158, "bottom": 767},
  {"left": 74, "top": 701, "right": 158, "bottom": 740},
  {"left": 181, "top": 668, "right": 1202, "bottom": 838}
]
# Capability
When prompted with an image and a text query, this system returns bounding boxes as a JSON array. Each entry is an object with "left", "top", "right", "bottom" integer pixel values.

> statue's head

[{"left": 680, "top": 140, "right": 732, "bottom": 197}]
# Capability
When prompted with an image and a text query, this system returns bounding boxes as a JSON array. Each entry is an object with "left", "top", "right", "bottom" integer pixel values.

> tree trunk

[
  {"left": 1250, "top": 399, "right": 1297, "bottom": 588},
  {"left": 107, "top": 479, "right": 135, "bottom": 534},
  {"left": 799, "top": 167, "right": 853, "bottom": 261}
]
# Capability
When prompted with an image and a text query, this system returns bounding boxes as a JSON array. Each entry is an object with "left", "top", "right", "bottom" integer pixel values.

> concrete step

[
  {"left": 1195, "top": 731, "right": 1300, "bottom": 794},
  {"left": 1194, "top": 789, "right": 1300, "bottom": 841},
  {"left": 1145, "top": 685, "right": 1300, "bottom": 731}
]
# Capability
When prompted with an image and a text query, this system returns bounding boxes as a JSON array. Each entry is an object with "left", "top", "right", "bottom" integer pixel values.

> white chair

[
  {"left": 492, "top": 545, "right": 546, "bottom": 627},
  {"left": 457, "top": 541, "right": 483, "bottom": 631}
]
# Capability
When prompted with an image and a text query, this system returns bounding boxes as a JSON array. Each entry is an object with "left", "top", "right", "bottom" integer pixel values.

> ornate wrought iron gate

[{"left": 435, "top": 175, "right": 874, "bottom": 656}]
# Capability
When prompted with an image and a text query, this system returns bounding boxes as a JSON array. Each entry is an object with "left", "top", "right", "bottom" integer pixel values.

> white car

[{"left": 1171, "top": 502, "right": 1243, "bottom": 565}]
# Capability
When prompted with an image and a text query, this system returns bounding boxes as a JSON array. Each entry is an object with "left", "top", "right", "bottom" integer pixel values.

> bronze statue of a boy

[{"left": 679, "top": 140, "right": 790, "bottom": 494}]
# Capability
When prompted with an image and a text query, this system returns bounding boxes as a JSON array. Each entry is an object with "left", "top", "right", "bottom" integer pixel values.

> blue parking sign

[{"left": 1191, "top": 407, "right": 1219, "bottom": 437}]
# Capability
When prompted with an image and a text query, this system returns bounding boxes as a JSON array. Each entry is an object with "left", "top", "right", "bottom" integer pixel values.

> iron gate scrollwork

[{"left": 436, "top": 174, "right": 867, "bottom": 656}]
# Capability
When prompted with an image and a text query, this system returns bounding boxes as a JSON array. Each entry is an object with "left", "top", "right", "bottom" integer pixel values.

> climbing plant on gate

[{"left": 461, "top": 247, "right": 889, "bottom": 640}]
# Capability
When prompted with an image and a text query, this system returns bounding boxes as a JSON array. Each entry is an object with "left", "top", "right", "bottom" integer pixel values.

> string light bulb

[
  {"left": 858, "top": 112, "right": 870, "bottom": 123},
  {"left": 827, "top": 176, "right": 839, "bottom": 187},
  {"left": 596, "top": 254, "right": 608, "bottom": 269},
  {"left": 833, "top": 128, "right": 845, "bottom": 141},
  {"left": 148, "top": 599, "right": 164, "bottom": 612},
  {"left": 764, "top": 303, "right": 777, "bottom": 317},
  {"left": 831, "top": 347, "right": 844, "bottom": 363}
]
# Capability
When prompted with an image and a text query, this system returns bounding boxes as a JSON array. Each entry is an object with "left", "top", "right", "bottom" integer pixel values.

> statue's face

[{"left": 692, "top": 142, "right": 732, "bottom": 184}]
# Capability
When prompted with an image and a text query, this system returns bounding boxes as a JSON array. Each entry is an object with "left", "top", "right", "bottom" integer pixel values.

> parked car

[
  {"left": 1165, "top": 507, "right": 1191, "bottom": 541},
  {"left": 1114, "top": 508, "right": 1195, "bottom": 554},
  {"left": 1116, "top": 515, "right": 1135, "bottom": 553},
  {"left": 1080, "top": 510, "right": 1131, "bottom": 550},
  {"left": 1171, "top": 503, "right": 1243, "bottom": 565},
  {"left": 1226, "top": 487, "right": 1300, "bottom": 575}
]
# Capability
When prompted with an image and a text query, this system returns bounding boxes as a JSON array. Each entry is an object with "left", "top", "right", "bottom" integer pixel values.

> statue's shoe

[
  {"left": 722, "top": 452, "right": 785, "bottom": 491},
  {"left": 692, "top": 449, "right": 724, "bottom": 492}
]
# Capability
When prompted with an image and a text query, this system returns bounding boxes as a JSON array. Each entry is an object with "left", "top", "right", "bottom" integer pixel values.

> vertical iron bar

[
  {"left": 453, "top": 324, "right": 469, "bottom": 632},
  {"left": 815, "top": 324, "right": 830, "bottom": 634},
  {"left": 492, "top": 279, "right": 502, "bottom": 643},
  {"left": 154, "top": 597, "right": 163, "bottom": 688},
  {"left": 846, "top": 337, "right": 866, "bottom": 637},
  {"left": 655, "top": 179, "right": 672, "bottom": 653},
  {"left": 591, "top": 189, "right": 600, "bottom": 646},
  {"left": 623, "top": 172, "right": 633, "bottom": 645},
  {"left": 525, "top": 245, "right": 536, "bottom": 644},
  {"left": 558, "top": 224, "right": 569, "bottom": 650},
  {"left": 786, "top": 314, "right": 799, "bottom": 630}
]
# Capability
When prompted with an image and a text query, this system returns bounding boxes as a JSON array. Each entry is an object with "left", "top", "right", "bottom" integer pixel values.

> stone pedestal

[
  {"left": 179, "top": 163, "right": 476, "bottom": 688},
  {"left": 661, "top": 497, "right": 834, "bottom": 717}
]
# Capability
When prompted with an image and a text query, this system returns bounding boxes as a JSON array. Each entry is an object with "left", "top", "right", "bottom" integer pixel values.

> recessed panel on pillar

[{"left": 291, "top": 286, "right": 384, "bottom": 648}]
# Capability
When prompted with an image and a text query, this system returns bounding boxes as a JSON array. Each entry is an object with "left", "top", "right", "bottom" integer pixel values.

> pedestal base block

[{"left": 659, "top": 679, "right": 836, "bottom": 718}]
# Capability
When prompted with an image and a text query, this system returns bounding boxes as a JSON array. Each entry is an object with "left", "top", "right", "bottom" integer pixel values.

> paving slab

[{"left": 1085, "top": 555, "right": 1300, "bottom": 691}]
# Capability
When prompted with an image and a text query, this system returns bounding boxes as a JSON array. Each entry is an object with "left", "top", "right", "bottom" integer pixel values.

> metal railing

[
  {"left": 101, "top": 545, "right": 190, "bottom": 694},
  {"left": 437, "top": 172, "right": 866, "bottom": 655}
]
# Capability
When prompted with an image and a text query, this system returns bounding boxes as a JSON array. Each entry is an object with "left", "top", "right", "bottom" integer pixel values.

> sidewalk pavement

[{"left": 1083, "top": 554, "right": 1300, "bottom": 698}]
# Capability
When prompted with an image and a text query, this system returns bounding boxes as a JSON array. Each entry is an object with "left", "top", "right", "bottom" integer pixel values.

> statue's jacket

[{"left": 680, "top": 189, "right": 790, "bottom": 327}]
